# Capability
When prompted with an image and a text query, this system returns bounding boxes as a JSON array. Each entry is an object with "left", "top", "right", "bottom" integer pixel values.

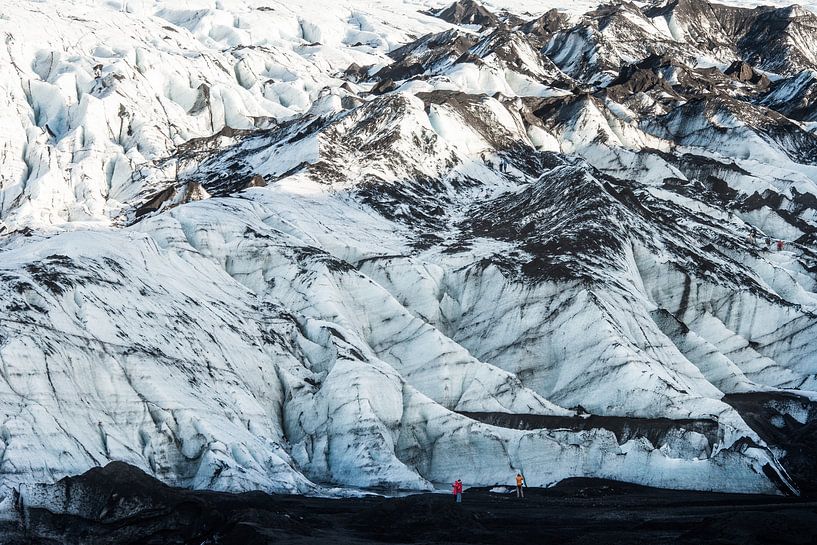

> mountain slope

[{"left": 2, "top": 0, "right": 817, "bottom": 507}]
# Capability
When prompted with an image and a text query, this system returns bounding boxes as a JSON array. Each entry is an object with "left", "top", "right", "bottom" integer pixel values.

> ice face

[{"left": 1, "top": 0, "right": 817, "bottom": 504}]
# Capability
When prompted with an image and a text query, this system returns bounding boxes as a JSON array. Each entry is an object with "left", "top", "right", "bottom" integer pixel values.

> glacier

[{"left": 1, "top": 0, "right": 817, "bottom": 510}]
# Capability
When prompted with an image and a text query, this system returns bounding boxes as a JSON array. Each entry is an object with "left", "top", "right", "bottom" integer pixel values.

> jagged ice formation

[{"left": 1, "top": 0, "right": 817, "bottom": 511}]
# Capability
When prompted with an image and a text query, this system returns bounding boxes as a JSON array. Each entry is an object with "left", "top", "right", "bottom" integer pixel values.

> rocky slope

[{"left": 1, "top": 0, "right": 817, "bottom": 510}]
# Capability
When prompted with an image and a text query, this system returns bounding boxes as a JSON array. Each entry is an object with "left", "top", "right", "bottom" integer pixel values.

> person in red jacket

[
  {"left": 776, "top": 239, "right": 785, "bottom": 251},
  {"left": 452, "top": 479, "right": 463, "bottom": 503}
]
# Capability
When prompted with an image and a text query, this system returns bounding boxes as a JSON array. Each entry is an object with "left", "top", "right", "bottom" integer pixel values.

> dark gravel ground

[{"left": 3, "top": 463, "right": 817, "bottom": 545}]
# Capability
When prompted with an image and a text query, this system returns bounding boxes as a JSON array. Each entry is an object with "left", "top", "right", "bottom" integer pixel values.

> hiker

[
  {"left": 452, "top": 479, "right": 463, "bottom": 503},
  {"left": 765, "top": 236, "right": 771, "bottom": 248},
  {"left": 747, "top": 227, "right": 757, "bottom": 246},
  {"left": 776, "top": 239, "right": 785, "bottom": 251},
  {"left": 515, "top": 473, "right": 525, "bottom": 498}
]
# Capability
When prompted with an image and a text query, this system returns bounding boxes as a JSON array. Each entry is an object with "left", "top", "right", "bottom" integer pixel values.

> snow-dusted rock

[{"left": 1, "top": 0, "right": 817, "bottom": 505}]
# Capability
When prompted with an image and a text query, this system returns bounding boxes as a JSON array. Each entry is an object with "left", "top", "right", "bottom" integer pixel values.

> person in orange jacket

[
  {"left": 515, "top": 472, "right": 525, "bottom": 498},
  {"left": 452, "top": 479, "right": 463, "bottom": 503}
]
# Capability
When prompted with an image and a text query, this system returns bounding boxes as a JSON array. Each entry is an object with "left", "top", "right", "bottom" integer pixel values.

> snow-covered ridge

[{"left": 1, "top": 0, "right": 817, "bottom": 505}]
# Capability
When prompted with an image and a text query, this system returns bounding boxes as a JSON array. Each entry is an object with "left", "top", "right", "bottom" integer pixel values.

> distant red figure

[
  {"left": 452, "top": 479, "right": 463, "bottom": 503},
  {"left": 776, "top": 240, "right": 785, "bottom": 251}
]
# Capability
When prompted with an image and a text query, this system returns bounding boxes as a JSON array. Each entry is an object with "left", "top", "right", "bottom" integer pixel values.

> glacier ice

[{"left": 1, "top": 0, "right": 817, "bottom": 505}]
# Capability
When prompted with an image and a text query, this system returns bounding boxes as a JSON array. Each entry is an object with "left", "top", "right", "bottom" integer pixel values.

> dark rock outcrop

[
  {"left": 432, "top": 0, "right": 500, "bottom": 28},
  {"left": 725, "top": 60, "right": 770, "bottom": 88}
]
